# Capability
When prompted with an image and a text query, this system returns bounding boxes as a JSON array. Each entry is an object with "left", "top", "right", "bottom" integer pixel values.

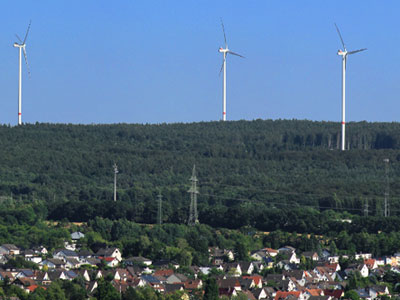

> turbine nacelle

[
  {"left": 218, "top": 47, "right": 228, "bottom": 53},
  {"left": 337, "top": 50, "right": 347, "bottom": 57}
]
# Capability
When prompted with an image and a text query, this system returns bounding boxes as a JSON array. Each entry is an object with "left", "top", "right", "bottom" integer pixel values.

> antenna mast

[
  {"left": 113, "top": 163, "right": 118, "bottom": 202},
  {"left": 383, "top": 158, "right": 390, "bottom": 217},
  {"left": 188, "top": 165, "right": 199, "bottom": 226},
  {"left": 157, "top": 192, "right": 162, "bottom": 225}
]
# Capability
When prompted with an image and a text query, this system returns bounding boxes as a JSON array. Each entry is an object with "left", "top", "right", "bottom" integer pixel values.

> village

[{"left": 0, "top": 231, "right": 398, "bottom": 300}]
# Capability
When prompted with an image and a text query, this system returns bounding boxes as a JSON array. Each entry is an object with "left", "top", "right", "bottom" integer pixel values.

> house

[
  {"left": 40, "top": 258, "right": 66, "bottom": 269},
  {"left": 53, "top": 249, "right": 79, "bottom": 261},
  {"left": 252, "top": 288, "right": 268, "bottom": 300},
  {"left": 323, "top": 289, "right": 344, "bottom": 299},
  {"left": 367, "top": 285, "right": 390, "bottom": 297},
  {"left": 251, "top": 250, "right": 268, "bottom": 261},
  {"left": 141, "top": 275, "right": 162, "bottom": 289},
  {"left": 303, "top": 289, "right": 323, "bottom": 300},
  {"left": 152, "top": 260, "right": 180, "bottom": 269},
  {"left": 275, "top": 291, "right": 303, "bottom": 300},
  {"left": 166, "top": 273, "right": 188, "bottom": 284},
  {"left": 284, "top": 270, "right": 307, "bottom": 286},
  {"left": 313, "top": 267, "right": 334, "bottom": 281},
  {"left": 265, "top": 248, "right": 279, "bottom": 257},
  {"left": 239, "top": 261, "right": 254, "bottom": 275},
  {"left": 364, "top": 259, "right": 378, "bottom": 270},
  {"left": 86, "top": 281, "right": 98, "bottom": 294},
  {"left": 302, "top": 252, "right": 319, "bottom": 261},
  {"left": 324, "top": 263, "right": 340, "bottom": 273},
  {"left": 217, "top": 277, "right": 242, "bottom": 291},
  {"left": 77, "top": 249, "right": 93, "bottom": 260},
  {"left": 75, "top": 269, "right": 91, "bottom": 282},
  {"left": 276, "top": 260, "right": 297, "bottom": 271},
  {"left": 224, "top": 262, "right": 242, "bottom": 276},
  {"left": 289, "top": 252, "right": 300, "bottom": 264},
  {"left": 242, "top": 275, "right": 263, "bottom": 288},
  {"left": 327, "top": 256, "right": 340, "bottom": 264},
  {"left": 96, "top": 247, "right": 122, "bottom": 262},
  {"left": 100, "top": 256, "right": 119, "bottom": 268},
  {"left": 48, "top": 270, "right": 69, "bottom": 281},
  {"left": 345, "top": 264, "right": 369, "bottom": 278},
  {"left": 239, "top": 277, "right": 255, "bottom": 290},
  {"left": 184, "top": 279, "right": 203, "bottom": 291},
  {"left": 64, "top": 270, "right": 78, "bottom": 280},
  {"left": 154, "top": 269, "right": 174, "bottom": 277},
  {"left": 0, "top": 244, "right": 20, "bottom": 256},
  {"left": 219, "top": 287, "right": 238, "bottom": 298},
  {"left": 32, "top": 246, "right": 48, "bottom": 255},
  {"left": 125, "top": 256, "right": 152, "bottom": 266},
  {"left": 80, "top": 257, "right": 101, "bottom": 267},
  {"left": 15, "top": 269, "right": 36, "bottom": 280},
  {"left": 355, "top": 253, "right": 372, "bottom": 260},
  {"left": 209, "top": 247, "right": 235, "bottom": 264},
  {"left": 278, "top": 246, "right": 296, "bottom": 254},
  {"left": 71, "top": 232, "right": 85, "bottom": 241},
  {"left": 64, "top": 258, "right": 81, "bottom": 269},
  {"left": 36, "top": 272, "right": 51, "bottom": 285}
]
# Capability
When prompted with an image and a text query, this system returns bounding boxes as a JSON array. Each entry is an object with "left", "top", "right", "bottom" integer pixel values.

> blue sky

[{"left": 0, "top": 1, "right": 399, "bottom": 125}]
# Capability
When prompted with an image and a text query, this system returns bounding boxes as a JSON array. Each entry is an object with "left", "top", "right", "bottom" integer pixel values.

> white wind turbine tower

[
  {"left": 218, "top": 20, "right": 244, "bottom": 121},
  {"left": 13, "top": 21, "right": 31, "bottom": 126},
  {"left": 335, "top": 23, "right": 366, "bottom": 151}
]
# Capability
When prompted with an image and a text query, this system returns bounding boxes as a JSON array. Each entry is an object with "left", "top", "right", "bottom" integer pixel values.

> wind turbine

[
  {"left": 335, "top": 23, "right": 366, "bottom": 151},
  {"left": 13, "top": 21, "right": 31, "bottom": 126},
  {"left": 218, "top": 20, "right": 244, "bottom": 121}
]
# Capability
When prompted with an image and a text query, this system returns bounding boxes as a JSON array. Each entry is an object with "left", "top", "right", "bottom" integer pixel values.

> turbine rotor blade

[
  {"left": 334, "top": 23, "right": 346, "bottom": 51},
  {"left": 228, "top": 50, "right": 245, "bottom": 58},
  {"left": 348, "top": 48, "right": 367, "bottom": 55},
  {"left": 23, "top": 20, "right": 31, "bottom": 44},
  {"left": 15, "top": 34, "right": 23, "bottom": 43},
  {"left": 221, "top": 19, "right": 227, "bottom": 47},
  {"left": 219, "top": 57, "right": 225, "bottom": 76},
  {"left": 22, "top": 47, "right": 31, "bottom": 77}
]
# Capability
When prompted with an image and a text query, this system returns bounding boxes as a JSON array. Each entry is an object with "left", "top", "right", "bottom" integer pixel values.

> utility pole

[
  {"left": 383, "top": 158, "right": 390, "bottom": 217},
  {"left": 157, "top": 192, "right": 162, "bottom": 225},
  {"left": 363, "top": 199, "right": 369, "bottom": 217},
  {"left": 113, "top": 163, "right": 118, "bottom": 202},
  {"left": 188, "top": 165, "right": 199, "bottom": 226}
]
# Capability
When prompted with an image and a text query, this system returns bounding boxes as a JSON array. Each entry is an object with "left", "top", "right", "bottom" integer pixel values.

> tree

[
  {"left": 94, "top": 279, "right": 120, "bottom": 300},
  {"left": 203, "top": 277, "right": 219, "bottom": 300},
  {"left": 344, "top": 290, "right": 360, "bottom": 300},
  {"left": 45, "top": 281, "right": 67, "bottom": 300}
]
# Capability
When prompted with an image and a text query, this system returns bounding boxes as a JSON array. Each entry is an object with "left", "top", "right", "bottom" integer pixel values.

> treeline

[{"left": 0, "top": 120, "right": 400, "bottom": 225}]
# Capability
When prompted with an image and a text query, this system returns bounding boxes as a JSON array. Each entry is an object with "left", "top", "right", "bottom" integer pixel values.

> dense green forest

[{"left": 0, "top": 120, "right": 400, "bottom": 231}]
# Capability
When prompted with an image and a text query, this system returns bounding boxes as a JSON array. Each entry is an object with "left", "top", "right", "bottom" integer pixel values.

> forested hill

[{"left": 1, "top": 120, "right": 400, "bottom": 229}]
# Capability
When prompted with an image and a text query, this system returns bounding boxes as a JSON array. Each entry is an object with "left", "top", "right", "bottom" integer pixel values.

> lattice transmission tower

[
  {"left": 113, "top": 163, "right": 118, "bottom": 202},
  {"left": 157, "top": 192, "right": 163, "bottom": 225},
  {"left": 383, "top": 158, "right": 390, "bottom": 217},
  {"left": 187, "top": 165, "right": 199, "bottom": 226}
]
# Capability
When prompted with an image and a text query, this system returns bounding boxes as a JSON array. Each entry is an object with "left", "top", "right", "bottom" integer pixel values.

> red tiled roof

[
  {"left": 364, "top": 259, "right": 376, "bottom": 268},
  {"left": 154, "top": 269, "right": 174, "bottom": 277},
  {"left": 275, "top": 291, "right": 301, "bottom": 300},
  {"left": 305, "top": 289, "right": 322, "bottom": 296},
  {"left": 243, "top": 275, "right": 263, "bottom": 286},
  {"left": 264, "top": 248, "right": 278, "bottom": 253},
  {"left": 27, "top": 285, "right": 46, "bottom": 292}
]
